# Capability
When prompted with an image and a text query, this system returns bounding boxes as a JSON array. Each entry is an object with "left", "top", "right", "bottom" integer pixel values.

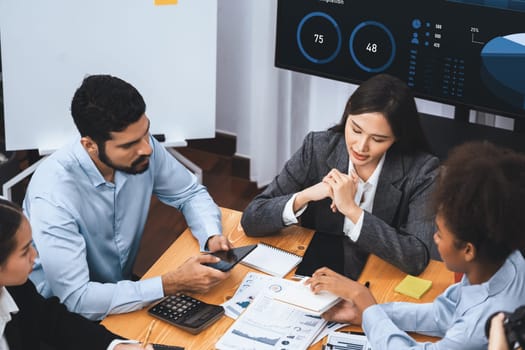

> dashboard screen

[{"left": 276, "top": 0, "right": 525, "bottom": 119}]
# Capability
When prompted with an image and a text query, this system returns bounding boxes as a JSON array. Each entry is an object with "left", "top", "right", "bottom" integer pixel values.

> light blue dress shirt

[
  {"left": 362, "top": 250, "right": 525, "bottom": 350},
  {"left": 24, "top": 136, "right": 222, "bottom": 320}
]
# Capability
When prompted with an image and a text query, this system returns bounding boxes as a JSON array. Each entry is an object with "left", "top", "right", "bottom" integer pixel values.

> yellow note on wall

[
  {"left": 155, "top": 0, "right": 178, "bottom": 5},
  {"left": 394, "top": 275, "right": 432, "bottom": 299}
]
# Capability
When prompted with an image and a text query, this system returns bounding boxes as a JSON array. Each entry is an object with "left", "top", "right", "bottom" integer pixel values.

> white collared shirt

[
  {"left": 342, "top": 153, "right": 385, "bottom": 241},
  {"left": 0, "top": 287, "right": 19, "bottom": 350},
  {"left": 283, "top": 153, "right": 385, "bottom": 242}
]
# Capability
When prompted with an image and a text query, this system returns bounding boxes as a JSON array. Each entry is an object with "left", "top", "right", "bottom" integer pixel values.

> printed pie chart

[{"left": 480, "top": 33, "right": 525, "bottom": 110}]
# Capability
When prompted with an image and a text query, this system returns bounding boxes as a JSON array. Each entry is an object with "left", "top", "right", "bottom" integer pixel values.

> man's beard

[{"left": 98, "top": 144, "right": 150, "bottom": 175}]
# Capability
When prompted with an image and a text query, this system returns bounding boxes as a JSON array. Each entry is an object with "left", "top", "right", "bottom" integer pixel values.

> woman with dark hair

[
  {"left": 241, "top": 74, "right": 439, "bottom": 278},
  {"left": 306, "top": 141, "right": 525, "bottom": 350},
  {"left": 0, "top": 198, "right": 153, "bottom": 350}
]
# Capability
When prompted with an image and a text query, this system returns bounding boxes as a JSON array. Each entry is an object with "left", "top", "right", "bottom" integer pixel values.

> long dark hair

[
  {"left": 0, "top": 198, "right": 23, "bottom": 265},
  {"left": 330, "top": 74, "right": 430, "bottom": 154},
  {"left": 432, "top": 141, "right": 525, "bottom": 263}
]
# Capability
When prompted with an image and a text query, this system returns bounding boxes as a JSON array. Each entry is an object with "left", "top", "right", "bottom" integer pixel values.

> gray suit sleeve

[
  {"left": 241, "top": 132, "right": 317, "bottom": 236},
  {"left": 356, "top": 155, "right": 439, "bottom": 275}
]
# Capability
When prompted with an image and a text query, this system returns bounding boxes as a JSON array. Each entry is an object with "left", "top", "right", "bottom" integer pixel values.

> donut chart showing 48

[{"left": 296, "top": 12, "right": 395, "bottom": 73}]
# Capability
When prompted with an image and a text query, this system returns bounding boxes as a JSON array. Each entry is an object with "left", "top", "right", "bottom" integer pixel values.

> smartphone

[{"left": 204, "top": 244, "right": 257, "bottom": 271}]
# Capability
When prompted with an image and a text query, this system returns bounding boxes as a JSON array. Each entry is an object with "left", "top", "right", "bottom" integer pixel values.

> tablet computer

[
  {"left": 204, "top": 244, "right": 257, "bottom": 271},
  {"left": 294, "top": 232, "right": 344, "bottom": 277}
]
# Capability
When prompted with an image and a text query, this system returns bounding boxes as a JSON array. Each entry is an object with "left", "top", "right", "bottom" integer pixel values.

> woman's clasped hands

[{"left": 322, "top": 169, "right": 360, "bottom": 216}]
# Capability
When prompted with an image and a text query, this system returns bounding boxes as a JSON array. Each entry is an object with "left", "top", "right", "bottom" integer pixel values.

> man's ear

[
  {"left": 80, "top": 136, "right": 98, "bottom": 156},
  {"left": 463, "top": 242, "right": 477, "bottom": 263}
]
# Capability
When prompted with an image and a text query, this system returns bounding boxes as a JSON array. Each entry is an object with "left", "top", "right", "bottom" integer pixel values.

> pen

[
  {"left": 143, "top": 320, "right": 157, "bottom": 348},
  {"left": 292, "top": 274, "right": 308, "bottom": 280}
]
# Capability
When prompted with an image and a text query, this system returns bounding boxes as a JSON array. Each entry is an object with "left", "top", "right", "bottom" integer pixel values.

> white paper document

[
  {"left": 222, "top": 272, "right": 280, "bottom": 319},
  {"left": 325, "top": 331, "right": 372, "bottom": 350},
  {"left": 273, "top": 278, "right": 341, "bottom": 315},
  {"left": 222, "top": 272, "right": 341, "bottom": 319},
  {"left": 216, "top": 294, "right": 327, "bottom": 350},
  {"left": 312, "top": 321, "right": 348, "bottom": 345}
]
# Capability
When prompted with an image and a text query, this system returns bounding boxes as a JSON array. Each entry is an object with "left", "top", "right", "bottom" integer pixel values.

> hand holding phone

[{"left": 204, "top": 244, "right": 257, "bottom": 271}]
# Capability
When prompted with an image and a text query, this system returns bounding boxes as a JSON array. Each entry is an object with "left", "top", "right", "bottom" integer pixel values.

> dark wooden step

[
  {"left": 185, "top": 132, "right": 237, "bottom": 157},
  {"left": 173, "top": 147, "right": 229, "bottom": 173},
  {"left": 203, "top": 173, "right": 261, "bottom": 211}
]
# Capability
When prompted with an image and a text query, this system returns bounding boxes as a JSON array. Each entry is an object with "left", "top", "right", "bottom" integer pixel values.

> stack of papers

[
  {"left": 222, "top": 272, "right": 279, "bottom": 319},
  {"left": 222, "top": 273, "right": 341, "bottom": 318},
  {"left": 216, "top": 294, "right": 327, "bottom": 350},
  {"left": 217, "top": 273, "right": 346, "bottom": 350}
]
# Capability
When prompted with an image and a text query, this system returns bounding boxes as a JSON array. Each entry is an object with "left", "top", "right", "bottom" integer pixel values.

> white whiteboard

[{"left": 0, "top": 0, "right": 216, "bottom": 151}]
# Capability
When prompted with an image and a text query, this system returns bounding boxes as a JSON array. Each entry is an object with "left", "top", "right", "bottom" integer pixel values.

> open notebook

[{"left": 240, "top": 242, "right": 302, "bottom": 277}]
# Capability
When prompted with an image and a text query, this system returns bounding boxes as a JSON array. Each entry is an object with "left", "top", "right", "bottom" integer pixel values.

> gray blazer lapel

[
  {"left": 373, "top": 150, "right": 404, "bottom": 224},
  {"left": 323, "top": 136, "right": 349, "bottom": 231},
  {"left": 326, "top": 136, "right": 349, "bottom": 173}
]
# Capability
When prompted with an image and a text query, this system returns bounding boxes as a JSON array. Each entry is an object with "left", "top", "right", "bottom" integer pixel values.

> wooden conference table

[{"left": 102, "top": 208, "right": 454, "bottom": 349}]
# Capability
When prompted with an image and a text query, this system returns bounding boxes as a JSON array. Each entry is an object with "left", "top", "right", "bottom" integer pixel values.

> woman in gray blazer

[{"left": 241, "top": 74, "right": 439, "bottom": 279}]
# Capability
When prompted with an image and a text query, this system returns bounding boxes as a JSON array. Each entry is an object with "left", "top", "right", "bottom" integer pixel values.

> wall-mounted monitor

[{"left": 275, "top": 0, "right": 525, "bottom": 120}]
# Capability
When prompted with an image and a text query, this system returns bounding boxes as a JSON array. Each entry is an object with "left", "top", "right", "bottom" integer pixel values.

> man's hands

[
  {"left": 206, "top": 235, "right": 233, "bottom": 252},
  {"left": 160, "top": 234, "right": 232, "bottom": 296},
  {"left": 305, "top": 267, "right": 377, "bottom": 325},
  {"left": 161, "top": 254, "right": 230, "bottom": 295}
]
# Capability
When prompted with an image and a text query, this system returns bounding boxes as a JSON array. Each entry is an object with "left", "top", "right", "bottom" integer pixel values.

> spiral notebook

[{"left": 240, "top": 243, "right": 302, "bottom": 277}]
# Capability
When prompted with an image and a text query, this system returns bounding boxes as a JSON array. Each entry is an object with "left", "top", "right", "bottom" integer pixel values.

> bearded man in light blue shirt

[{"left": 23, "top": 75, "right": 231, "bottom": 321}]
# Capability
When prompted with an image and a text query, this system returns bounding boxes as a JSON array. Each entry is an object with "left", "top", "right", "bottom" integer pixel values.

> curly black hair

[
  {"left": 70, "top": 75, "right": 146, "bottom": 144},
  {"left": 432, "top": 141, "right": 525, "bottom": 263}
]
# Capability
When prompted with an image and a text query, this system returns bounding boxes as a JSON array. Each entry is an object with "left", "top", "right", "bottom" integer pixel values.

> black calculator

[{"left": 148, "top": 293, "right": 224, "bottom": 334}]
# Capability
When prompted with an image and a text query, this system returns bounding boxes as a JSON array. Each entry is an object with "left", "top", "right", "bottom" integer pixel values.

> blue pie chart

[{"left": 480, "top": 33, "right": 525, "bottom": 110}]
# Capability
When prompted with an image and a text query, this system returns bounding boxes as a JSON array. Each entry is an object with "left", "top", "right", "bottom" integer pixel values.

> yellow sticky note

[
  {"left": 394, "top": 275, "right": 432, "bottom": 299},
  {"left": 155, "top": 0, "right": 178, "bottom": 5}
]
